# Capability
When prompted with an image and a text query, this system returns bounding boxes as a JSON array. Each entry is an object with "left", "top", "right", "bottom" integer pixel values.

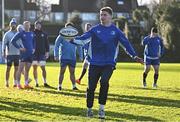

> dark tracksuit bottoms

[{"left": 87, "top": 64, "right": 114, "bottom": 108}]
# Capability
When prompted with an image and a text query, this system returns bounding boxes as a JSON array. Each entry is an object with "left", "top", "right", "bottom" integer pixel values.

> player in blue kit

[
  {"left": 54, "top": 22, "right": 81, "bottom": 91},
  {"left": 11, "top": 21, "right": 35, "bottom": 89},
  {"left": 142, "top": 27, "right": 164, "bottom": 88},
  {"left": 70, "top": 7, "right": 143, "bottom": 119}
]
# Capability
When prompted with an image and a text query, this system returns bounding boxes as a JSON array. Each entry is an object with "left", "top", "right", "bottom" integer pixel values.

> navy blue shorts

[
  {"left": 6, "top": 55, "right": 20, "bottom": 66},
  {"left": 145, "top": 58, "right": 160, "bottom": 65},
  {"left": 20, "top": 55, "right": 33, "bottom": 63},
  {"left": 60, "top": 59, "right": 76, "bottom": 68},
  {"left": 33, "top": 54, "right": 46, "bottom": 61}
]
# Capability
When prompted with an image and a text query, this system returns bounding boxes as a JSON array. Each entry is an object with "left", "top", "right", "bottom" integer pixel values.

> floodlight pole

[{"left": 2, "top": 0, "right": 4, "bottom": 36}]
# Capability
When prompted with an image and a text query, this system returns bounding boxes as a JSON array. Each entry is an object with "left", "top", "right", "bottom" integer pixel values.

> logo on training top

[
  {"left": 41, "top": 34, "right": 44, "bottom": 37},
  {"left": 23, "top": 34, "right": 26, "bottom": 37},
  {"left": 31, "top": 34, "right": 34, "bottom": 37},
  {"left": 59, "top": 27, "right": 78, "bottom": 37},
  {"left": 97, "top": 30, "right": 101, "bottom": 34},
  {"left": 111, "top": 31, "right": 115, "bottom": 35}
]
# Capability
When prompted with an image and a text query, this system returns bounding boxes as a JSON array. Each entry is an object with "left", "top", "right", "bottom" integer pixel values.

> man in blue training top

[
  {"left": 11, "top": 21, "right": 35, "bottom": 89},
  {"left": 142, "top": 27, "right": 164, "bottom": 88},
  {"left": 70, "top": 7, "right": 143, "bottom": 119},
  {"left": 2, "top": 18, "right": 19, "bottom": 87},
  {"left": 54, "top": 22, "right": 81, "bottom": 91}
]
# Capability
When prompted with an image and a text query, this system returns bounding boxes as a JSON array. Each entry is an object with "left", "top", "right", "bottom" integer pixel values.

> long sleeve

[
  {"left": 11, "top": 32, "right": 22, "bottom": 49},
  {"left": 2, "top": 33, "right": 8, "bottom": 54},
  {"left": 77, "top": 45, "right": 83, "bottom": 61},
  {"left": 160, "top": 38, "right": 164, "bottom": 57},
  {"left": 45, "top": 34, "right": 50, "bottom": 52},
  {"left": 117, "top": 29, "right": 137, "bottom": 58},
  {"left": 142, "top": 36, "right": 149, "bottom": 46},
  {"left": 73, "top": 31, "right": 92, "bottom": 46},
  {"left": 54, "top": 35, "right": 62, "bottom": 58}
]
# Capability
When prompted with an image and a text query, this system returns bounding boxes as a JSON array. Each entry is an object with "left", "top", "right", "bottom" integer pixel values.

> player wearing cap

[{"left": 2, "top": 18, "right": 19, "bottom": 87}]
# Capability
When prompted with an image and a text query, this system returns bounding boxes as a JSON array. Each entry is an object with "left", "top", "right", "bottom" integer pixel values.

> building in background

[{"left": 3, "top": 0, "right": 138, "bottom": 24}]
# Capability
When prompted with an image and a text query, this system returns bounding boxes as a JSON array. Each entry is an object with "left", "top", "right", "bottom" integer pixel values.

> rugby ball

[{"left": 59, "top": 26, "right": 78, "bottom": 38}]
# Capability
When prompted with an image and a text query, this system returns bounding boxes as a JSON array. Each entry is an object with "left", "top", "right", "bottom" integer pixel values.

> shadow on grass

[
  {"left": 0, "top": 97, "right": 161, "bottom": 121},
  {"left": 128, "top": 86, "right": 180, "bottom": 93},
  {"left": 33, "top": 87, "right": 180, "bottom": 108}
]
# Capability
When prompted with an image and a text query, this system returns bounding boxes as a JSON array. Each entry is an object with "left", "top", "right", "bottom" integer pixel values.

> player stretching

[
  {"left": 142, "top": 27, "right": 164, "bottom": 88},
  {"left": 11, "top": 21, "right": 35, "bottom": 89},
  {"left": 70, "top": 7, "right": 143, "bottom": 119},
  {"left": 76, "top": 23, "right": 92, "bottom": 84}
]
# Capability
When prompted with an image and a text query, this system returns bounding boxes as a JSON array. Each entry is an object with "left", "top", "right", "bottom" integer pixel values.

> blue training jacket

[
  {"left": 11, "top": 31, "right": 35, "bottom": 58},
  {"left": 73, "top": 24, "right": 137, "bottom": 66},
  {"left": 142, "top": 35, "right": 164, "bottom": 59},
  {"left": 54, "top": 35, "right": 82, "bottom": 61}
]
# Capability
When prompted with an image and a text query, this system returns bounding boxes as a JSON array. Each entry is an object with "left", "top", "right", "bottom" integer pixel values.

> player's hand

[
  {"left": 45, "top": 52, "right": 49, "bottom": 59},
  {"left": 134, "top": 56, "right": 144, "bottom": 65},
  {"left": 19, "top": 48, "right": 26, "bottom": 52},
  {"left": 32, "top": 49, "right": 35, "bottom": 54}
]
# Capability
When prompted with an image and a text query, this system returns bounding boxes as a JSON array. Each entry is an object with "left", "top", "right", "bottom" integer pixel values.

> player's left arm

[
  {"left": 117, "top": 29, "right": 144, "bottom": 64},
  {"left": 32, "top": 33, "right": 36, "bottom": 54},
  {"left": 159, "top": 37, "right": 165, "bottom": 57},
  {"left": 45, "top": 33, "right": 50, "bottom": 58}
]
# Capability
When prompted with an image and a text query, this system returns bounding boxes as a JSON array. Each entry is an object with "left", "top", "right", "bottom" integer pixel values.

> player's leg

[
  {"left": 5, "top": 55, "right": 13, "bottom": 87},
  {"left": 33, "top": 64, "right": 38, "bottom": 87},
  {"left": 152, "top": 59, "right": 160, "bottom": 88},
  {"left": 68, "top": 65, "right": 78, "bottom": 90},
  {"left": 16, "top": 62, "right": 25, "bottom": 89},
  {"left": 86, "top": 65, "right": 101, "bottom": 117},
  {"left": 40, "top": 59, "right": 49, "bottom": 87},
  {"left": 58, "top": 60, "right": 67, "bottom": 90},
  {"left": 143, "top": 58, "right": 151, "bottom": 87},
  {"left": 5, "top": 66, "right": 11, "bottom": 87},
  {"left": 24, "top": 62, "right": 33, "bottom": 89},
  {"left": 143, "top": 65, "right": 151, "bottom": 87},
  {"left": 13, "top": 55, "right": 19, "bottom": 87},
  {"left": 76, "top": 59, "right": 89, "bottom": 84},
  {"left": 98, "top": 65, "right": 114, "bottom": 119}
]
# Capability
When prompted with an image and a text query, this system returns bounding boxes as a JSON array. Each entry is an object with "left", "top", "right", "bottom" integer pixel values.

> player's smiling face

[{"left": 100, "top": 11, "right": 112, "bottom": 24}]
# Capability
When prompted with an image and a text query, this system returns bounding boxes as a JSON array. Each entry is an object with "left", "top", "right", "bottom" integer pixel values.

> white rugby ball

[{"left": 59, "top": 26, "right": 78, "bottom": 37}]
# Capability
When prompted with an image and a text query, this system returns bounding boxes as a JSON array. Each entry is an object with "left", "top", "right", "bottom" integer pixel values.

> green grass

[{"left": 0, "top": 63, "right": 180, "bottom": 121}]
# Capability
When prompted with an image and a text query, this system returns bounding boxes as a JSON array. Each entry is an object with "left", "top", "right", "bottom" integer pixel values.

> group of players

[{"left": 2, "top": 7, "right": 164, "bottom": 119}]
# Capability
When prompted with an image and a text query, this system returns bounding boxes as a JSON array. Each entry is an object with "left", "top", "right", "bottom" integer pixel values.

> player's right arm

[
  {"left": 54, "top": 35, "right": 62, "bottom": 61},
  {"left": 11, "top": 32, "right": 26, "bottom": 52},
  {"left": 2, "top": 33, "right": 8, "bottom": 58},
  {"left": 71, "top": 30, "right": 92, "bottom": 46},
  {"left": 142, "top": 36, "right": 149, "bottom": 46}
]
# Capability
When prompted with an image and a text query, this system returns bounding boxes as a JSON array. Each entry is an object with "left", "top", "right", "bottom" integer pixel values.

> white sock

[
  {"left": 17, "top": 80, "right": 20, "bottom": 85},
  {"left": 88, "top": 107, "right": 92, "bottom": 111},
  {"left": 43, "top": 77, "right": 47, "bottom": 84},
  {"left": 14, "top": 80, "right": 17, "bottom": 85},
  {"left": 59, "top": 84, "right": 62, "bottom": 88},
  {"left": 5, "top": 81, "right": 9, "bottom": 85},
  {"left": 35, "top": 78, "right": 38, "bottom": 84},
  {"left": 99, "top": 104, "right": 104, "bottom": 110},
  {"left": 25, "top": 80, "right": 29, "bottom": 85},
  {"left": 73, "top": 84, "right": 76, "bottom": 88}
]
